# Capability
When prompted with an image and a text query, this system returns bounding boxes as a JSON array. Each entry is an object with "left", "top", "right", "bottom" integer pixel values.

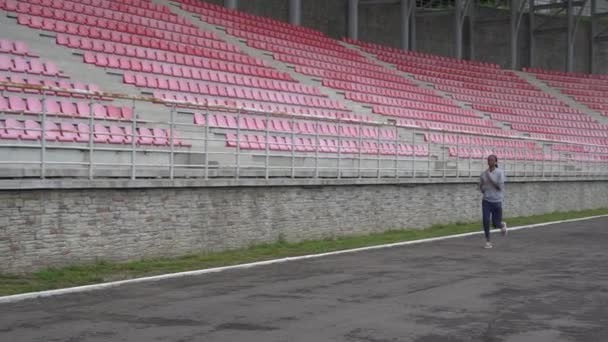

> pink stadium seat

[
  {"left": 59, "top": 123, "right": 78, "bottom": 142},
  {"left": 137, "top": 127, "right": 154, "bottom": 145},
  {"left": 93, "top": 124, "right": 111, "bottom": 143}
]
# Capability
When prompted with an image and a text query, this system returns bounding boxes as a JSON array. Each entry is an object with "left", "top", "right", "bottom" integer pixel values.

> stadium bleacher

[{"left": 0, "top": 0, "right": 607, "bottom": 178}]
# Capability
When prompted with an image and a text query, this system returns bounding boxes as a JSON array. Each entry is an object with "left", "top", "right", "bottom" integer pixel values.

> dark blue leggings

[{"left": 482, "top": 200, "right": 503, "bottom": 241}]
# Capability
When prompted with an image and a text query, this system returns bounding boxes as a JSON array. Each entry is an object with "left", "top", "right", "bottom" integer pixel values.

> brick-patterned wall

[{"left": 1, "top": 181, "right": 607, "bottom": 273}]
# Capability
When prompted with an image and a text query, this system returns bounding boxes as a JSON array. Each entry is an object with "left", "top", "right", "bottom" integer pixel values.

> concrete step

[{"left": 517, "top": 71, "right": 608, "bottom": 124}]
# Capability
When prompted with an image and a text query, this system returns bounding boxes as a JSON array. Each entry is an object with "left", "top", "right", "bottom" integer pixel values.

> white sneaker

[
  {"left": 501, "top": 222, "right": 508, "bottom": 236},
  {"left": 484, "top": 242, "right": 493, "bottom": 249}
]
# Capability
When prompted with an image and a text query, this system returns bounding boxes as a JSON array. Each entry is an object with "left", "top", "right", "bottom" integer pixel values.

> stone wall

[{"left": 2, "top": 180, "right": 607, "bottom": 273}]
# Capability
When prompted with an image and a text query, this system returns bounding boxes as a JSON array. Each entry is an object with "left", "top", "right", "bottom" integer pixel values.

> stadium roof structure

[{"left": 226, "top": 0, "right": 608, "bottom": 73}]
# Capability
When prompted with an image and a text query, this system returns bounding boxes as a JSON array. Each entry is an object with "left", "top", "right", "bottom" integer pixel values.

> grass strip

[{"left": 1, "top": 208, "right": 607, "bottom": 296}]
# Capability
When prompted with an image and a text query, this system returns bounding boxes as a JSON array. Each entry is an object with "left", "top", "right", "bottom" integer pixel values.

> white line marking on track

[{"left": 1, "top": 214, "right": 607, "bottom": 304}]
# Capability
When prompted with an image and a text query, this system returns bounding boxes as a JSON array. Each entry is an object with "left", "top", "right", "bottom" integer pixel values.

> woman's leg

[
  {"left": 482, "top": 200, "right": 491, "bottom": 242},
  {"left": 491, "top": 201, "right": 503, "bottom": 230}
]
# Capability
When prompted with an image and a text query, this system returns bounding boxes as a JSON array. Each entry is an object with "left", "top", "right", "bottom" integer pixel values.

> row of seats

[
  {"left": 154, "top": 92, "right": 367, "bottom": 122},
  {"left": 3, "top": 0, "right": 185, "bottom": 24},
  {"left": 17, "top": 14, "right": 237, "bottom": 59},
  {"left": 512, "top": 124, "right": 608, "bottom": 138},
  {"left": 1, "top": 95, "right": 132, "bottom": 120},
  {"left": 453, "top": 94, "right": 581, "bottom": 114},
  {"left": 524, "top": 67, "right": 608, "bottom": 81},
  {"left": 416, "top": 74, "right": 552, "bottom": 98},
  {"left": 193, "top": 113, "right": 396, "bottom": 139},
  {"left": 373, "top": 106, "right": 495, "bottom": 128},
  {"left": 57, "top": 34, "right": 272, "bottom": 70},
  {"left": 94, "top": 54, "right": 320, "bottom": 96},
  {"left": 345, "top": 38, "right": 500, "bottom": 69},
  {"left": 447, "top": 146, "right": 559, "bottom": 161},
  {"left": 552, "top": 144, "right": 608, "bottom": 154},
  {"left": 438, "top": 85, "right": 564, "bottom": 106},
  {"left": 0, "top": 75, "right": 100, "bottom": 98},
  {"left": 424, "top": 133, "right": 537, "bottom": 149},
  {"left": 247, "top": 40, "right": 374, "bottom": 68},
  {"left": 274, "top": 54, "right": 408, "bottom": 85},
  {"left": 123, "top": 74, "right": 345, "bottom": 109},
  {"left": 0, "top": 54, "right": 65, "bottom": 77},
  {"left": 346, "top": 92, "right": 474, "bottom": 117},
  {"left": 529, "top": 132, "right": 607, "bottom": 146},
  {"left": 0, "top": 39, "right": 37, "bottom": 57},
  {"left": 473, "top": 104, "right": 593, "bottom": 122},
  {"left": 397, "top": 64, "right": 533, "bottom": 90},
  {"left": 225, "top": 133, "right": 429, "bottom": 156},
  {"left": 13, "top": 0, "right": 206, "bottom": 39},
  {"left": 489, "top": 113, "right": 605, "bottom": 130},
  {"left": 397, "top": 119, "right": 514, "bottom": 137},
  {"left": 321, "top": 78, "right": 435, "bottom": 98},
  {"left": 395, "top": 60, "right": 524, "bottom": 84},
  {"left": 9, "top": 0, "right": 220, "bottom": 48},
  {"left": 0, "top": 118, "right": 190, "bottom": 146}
]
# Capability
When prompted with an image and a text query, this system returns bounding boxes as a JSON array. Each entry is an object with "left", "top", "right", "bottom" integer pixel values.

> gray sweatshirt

[{"left": 480, "top": 167, "right": 505, "bottom": 203}]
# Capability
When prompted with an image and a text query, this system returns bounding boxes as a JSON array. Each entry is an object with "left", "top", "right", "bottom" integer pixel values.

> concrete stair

[{"left": 516, "top": 71, "right": 608, "bottom": 124}]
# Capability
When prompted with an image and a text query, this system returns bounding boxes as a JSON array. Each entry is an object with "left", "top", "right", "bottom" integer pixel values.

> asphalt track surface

[{"left": 1, "top": 217, "right": 608, "bottom": 342}]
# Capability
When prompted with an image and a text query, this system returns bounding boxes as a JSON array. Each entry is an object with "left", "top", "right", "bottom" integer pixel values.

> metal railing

[{"left": 1, "top": 81, "right": 608, "bottom": 182}]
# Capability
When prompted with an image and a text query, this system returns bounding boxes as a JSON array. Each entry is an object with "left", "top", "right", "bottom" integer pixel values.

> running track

[{"left": 1, "top": 217, "right": 607, "bottom": 342}]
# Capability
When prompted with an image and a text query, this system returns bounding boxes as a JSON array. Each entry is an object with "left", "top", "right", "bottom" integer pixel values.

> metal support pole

[
  {"left": 566, "top": 0, "right": 574, "bottom": 72},
  {"left": 400, "top": 0, "right": 414, "bottom": 50},
  {"left": 410, "top": 5, "right": 417, "bottom": 51},
  {"left": 454, "top": 0, "right": 464, "bottom": 59},
  {"left": 348, "top": 0, "right": 359, "bottom": 41},
  {"left": 590, "top": 0, "right": 597, "bottom": 73},
  {"left": 510, "top": 0, "right": 519, "bottom": 69},
  {"left": 528, "top": 0, "right": 535, "bottom": 67},
  {"left": 224, "top": 0, "right": 237, "bottom": 10},
  {"left": 40, "top": 95, "right": 47, "bottom": 179},
  {"left": 289, "top": 0, "right": 302, "bottom": 26}
]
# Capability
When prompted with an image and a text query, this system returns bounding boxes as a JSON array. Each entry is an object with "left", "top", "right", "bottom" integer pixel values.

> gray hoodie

[{"left": 480, "top": 167, "right": 505, "bottom": 203}]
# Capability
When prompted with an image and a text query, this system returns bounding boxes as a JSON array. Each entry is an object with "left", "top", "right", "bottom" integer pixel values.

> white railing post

[
  {"left": 235, "top": 108, "right": 241, "bottom": 179},
  {"left": 291, "top": 115, "right": 296, "bottom": 179},
  {"left": 129, "top": 99, "right": 137, "bottom": 180},
  {"left": 411, "top": 129, "right": 416, "bottom": 178},
  {"left": 337, "top": 120, "right": 342, "bottom": 179},
  {"left": 314, "top": 117, "right": 319, "bottom": 178},
  {"left": 88, "top": 98, "right": 95, "bottom": 180},
  {"left": 203, "top": 107, "right": 209, "bottom": 180},
  {"left": 40, "top": 94, "right": 47, "bottom": 179},
  {"left": 393, "top": 124, "right": 399, "bottom": 179},
  {"left": 169, "top": 104, "right": 176, "bottom": 180},
  {"left": 264, "top": 111, "right": 270, "bottom": 180}
]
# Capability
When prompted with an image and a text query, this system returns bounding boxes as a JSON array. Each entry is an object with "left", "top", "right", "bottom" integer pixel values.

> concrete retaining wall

[{"left": 1, "top": 180, "right": 607, "bottom": 273}]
